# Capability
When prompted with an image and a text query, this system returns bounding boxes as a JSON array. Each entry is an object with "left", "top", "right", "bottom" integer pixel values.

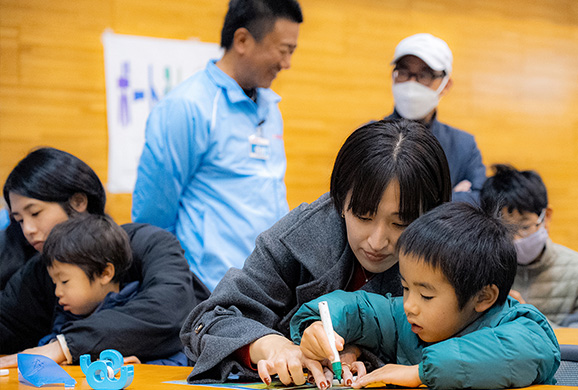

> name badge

[{"left": 249, "top": 134, "right": 270, "bottom": 160}]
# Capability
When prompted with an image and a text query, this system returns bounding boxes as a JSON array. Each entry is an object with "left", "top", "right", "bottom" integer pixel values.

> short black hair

[
  {"left": 220, "top": 0, "right": 303, "bottom": 50},
  {"left": 480, "top": 164, "right": 548, "bottom": 216},
  {"left": 42, "top": 214, "right": 132, "bottom": 283},
  {"left": 3, "top": 147, "right": 106, "bottom": 216},
  {"left": 330, "top": 119, "right": 452, "bottom": 225},
  {"left": 397, "top": 202, "right": 517, "bottom": 309}
]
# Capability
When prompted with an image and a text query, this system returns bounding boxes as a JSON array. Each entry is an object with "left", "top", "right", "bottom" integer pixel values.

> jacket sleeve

[
  {"left": 0, "top": 255, "right": 56, "bottom": 353},
  {"left": 419, "top": 307, "right": 560, "bottom": 389},
  {"left": 452, "top": 135, "right": 486, "bottom": 204},
  {"left": 180, "top": 225, "right": 309, "bottom": 383},
  {"left": 61, "top": 224, "right": 197, "bottom": 362},
  {"left": 290, "top": 290, "right": 398, "bottom": 362},
  {"left": 132, "top": 98, "right": 208, "bottom": 232}
]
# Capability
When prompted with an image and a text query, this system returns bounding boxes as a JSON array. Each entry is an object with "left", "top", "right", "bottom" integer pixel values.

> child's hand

[
  {"left": 300, "top": 321, "right": 344, "bottom": 362},
  {"left": 351, "top": 364, "right": 421, "bottom": 388},
  {"left": 0, "top": 353, "right": 18, "bottom": 368},
  {"left": 123, "top": 355, "right": 141, "bottom": 365},
  {"left": 0, "top": 342, "right": 66, "bottom": 368}
]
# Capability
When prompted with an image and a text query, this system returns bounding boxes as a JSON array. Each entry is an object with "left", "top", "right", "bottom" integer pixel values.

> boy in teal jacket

[{"left": 290, "top": 202, "right": 560, "bottom": 389}]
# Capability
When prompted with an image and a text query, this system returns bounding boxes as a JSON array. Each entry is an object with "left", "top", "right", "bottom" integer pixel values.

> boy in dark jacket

[{"left": 37, "top": 214, "right": 136, "bottom": 347}]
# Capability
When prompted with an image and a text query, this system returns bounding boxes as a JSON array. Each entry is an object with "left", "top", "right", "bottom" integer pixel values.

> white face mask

[
  {"left": 392, "top": 77, "right": 449, "bottom": 120},
  {"left": 514, "top": 226, "right": 548, "bottom": 265}
]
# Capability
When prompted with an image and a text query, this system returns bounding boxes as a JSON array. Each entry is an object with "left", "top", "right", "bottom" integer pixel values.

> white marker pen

[{"left": 318, "top": 301, "right": 342, "bottom": 382}]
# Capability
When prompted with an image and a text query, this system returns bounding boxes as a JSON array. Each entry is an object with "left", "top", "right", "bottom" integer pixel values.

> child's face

[
  {"left": 399, "top": 253, "right": 480, "bottom": 343},
  {"left": 47, "top": 260, "right": 113, "bottom": 316},
  {"left": 500, "top": 207, "right": 547, "bottom": 240}
]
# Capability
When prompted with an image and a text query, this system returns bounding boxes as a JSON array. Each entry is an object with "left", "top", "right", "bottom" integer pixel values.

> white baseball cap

[{"left": 391, "top": 33, "right": 453, "bottom": 75}]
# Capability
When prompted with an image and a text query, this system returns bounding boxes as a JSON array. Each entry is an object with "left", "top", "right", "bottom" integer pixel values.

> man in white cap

[{"left": 384, "top": 33, "right": 486, "bottom": 204}]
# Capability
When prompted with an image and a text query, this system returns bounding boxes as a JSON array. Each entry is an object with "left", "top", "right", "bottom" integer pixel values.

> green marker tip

[{"left": 332, "top": 362, "right": 342, "bottom": 382}]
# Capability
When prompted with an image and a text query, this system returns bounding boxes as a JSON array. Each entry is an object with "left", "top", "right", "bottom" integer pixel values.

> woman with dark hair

[
  {"left": 0, "top": 147, "right": 209, "bottom": 367},
  {"left": 0, "top": 148, "right": 105, "bottom": 288},
  {"left": 180, "top": 119, "right": 452, "bottom": 385},
  {"left": 2, "top": 148, "right": 105, "bottom": 257},
  {"left": 4, "top": 147, "right": 106, "bottom": 217}
]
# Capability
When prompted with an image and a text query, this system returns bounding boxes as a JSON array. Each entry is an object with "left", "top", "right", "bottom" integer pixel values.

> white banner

[{"left": 102, "top": 31, "right": 223, "bottom": 193}]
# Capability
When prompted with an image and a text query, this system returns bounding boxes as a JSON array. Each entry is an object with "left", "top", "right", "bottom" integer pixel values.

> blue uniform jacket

[
  {"left": 133, "top": 60, "right": 289, "bottom": 291},
  {"left": 291, "top": 290, "right": 560, "bottom": 389}
]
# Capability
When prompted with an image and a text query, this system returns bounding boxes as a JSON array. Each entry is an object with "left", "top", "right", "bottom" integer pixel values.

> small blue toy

[
  {"left": 18, "top": 354, "right": 76, "bottom": 388},
  {"left": 80, "top": 349, "right": 134, "bottom": 390},
  {"left": 80, "top": 349, "right": 123, "bottom": 375}
]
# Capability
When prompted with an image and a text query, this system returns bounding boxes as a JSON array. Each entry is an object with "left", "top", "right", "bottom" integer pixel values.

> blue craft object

[
  {"left": 85, "top": 361, "right": 134, "bottom": 390},
  {"left": 81, "top": 349, "right": 124, "bottom": 375},
  {"left": 80, "top": 349, "right": 134, "bottom": 390},
  {"left": 17, "top": 354, "right": 76, "bottom": 388}
]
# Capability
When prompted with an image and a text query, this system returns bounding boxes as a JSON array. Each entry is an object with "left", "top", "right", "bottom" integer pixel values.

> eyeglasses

[
  {"left": 393, "top": 68, "right": 445, "bottom": 87},
  {"left": 517, "top": 209, "right": 546, "bottom": 238}
]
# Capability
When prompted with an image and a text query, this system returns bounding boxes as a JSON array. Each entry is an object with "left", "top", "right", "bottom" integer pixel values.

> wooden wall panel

[{"left": 1, "top": 0, "right": 577, "bottom": 250}]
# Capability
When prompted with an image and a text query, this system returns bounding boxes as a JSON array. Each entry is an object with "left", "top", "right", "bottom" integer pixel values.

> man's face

[
  {"left": 242, "top": 18, "right": 299, "bottom": 89},
  {"left": 393, "top": 55, "right": 445, "bottom": 91}
]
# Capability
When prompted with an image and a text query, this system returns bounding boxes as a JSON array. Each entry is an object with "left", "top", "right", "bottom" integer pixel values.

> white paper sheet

[{"left": 102, "top": 31, "right": 223, "bottom": 193}]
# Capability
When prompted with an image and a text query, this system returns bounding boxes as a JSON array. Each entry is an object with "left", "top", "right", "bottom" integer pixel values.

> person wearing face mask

[
  {"left": 481, "top": 164, "right": 578, "bottom": 327},
  {"left": 383, "top": 33, "right": 487, "bottom": 204}
]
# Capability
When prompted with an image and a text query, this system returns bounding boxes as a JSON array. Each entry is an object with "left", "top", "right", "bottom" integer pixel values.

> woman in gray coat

[{"left": 180, "top": 119, "right": 452, "bottom": 386}]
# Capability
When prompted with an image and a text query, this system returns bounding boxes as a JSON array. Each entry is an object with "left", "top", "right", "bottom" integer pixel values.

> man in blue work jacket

[{"left": 133, "top": 0, "right": 303, "bottom": 291}]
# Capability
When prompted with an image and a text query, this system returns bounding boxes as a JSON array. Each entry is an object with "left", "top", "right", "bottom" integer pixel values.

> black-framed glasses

[
  {"left": 517, "top": 209, "right": 547, "bottom": 238},
  {"left": 393, "top": 68, "right": 445, "bottom": 86}
]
